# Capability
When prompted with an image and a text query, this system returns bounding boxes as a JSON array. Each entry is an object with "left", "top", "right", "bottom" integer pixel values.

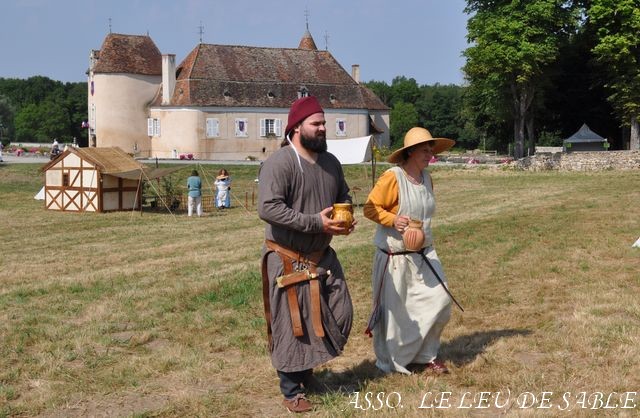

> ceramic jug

[{"left": 403, "top": 219, "right": 425, "bottom": 251}]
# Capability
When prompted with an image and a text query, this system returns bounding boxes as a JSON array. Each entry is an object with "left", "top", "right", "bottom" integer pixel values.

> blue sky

[{"left": 0, "top": 0, "right": 470, "bottom": 86}]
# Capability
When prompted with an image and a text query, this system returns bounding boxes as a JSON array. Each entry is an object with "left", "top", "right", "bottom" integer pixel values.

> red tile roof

[
  {"left": 298, "top": 29, "right": 318, "bottom": 50},
  {"left": 153, "top": 39, "right": 388, "bottom": 111},
  {"left": 93, "top": 33, "right": 161, "bottom": 76}
]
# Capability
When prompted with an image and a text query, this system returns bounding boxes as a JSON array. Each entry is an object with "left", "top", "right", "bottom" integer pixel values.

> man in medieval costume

[{"left": 258, "top": 96, "right": 355, "bottom": 413}]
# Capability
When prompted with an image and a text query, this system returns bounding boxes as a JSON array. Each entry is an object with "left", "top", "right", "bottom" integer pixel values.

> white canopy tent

[
  {"left": 326, "top": 136, "right": 373, "bottom": 164},
  {"left": 326, "top": 135, "right": 377, "bottom": 189}
]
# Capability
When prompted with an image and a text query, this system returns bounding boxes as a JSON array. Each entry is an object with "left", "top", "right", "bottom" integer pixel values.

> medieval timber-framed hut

[{"left": 41, "top": 147, "right": 144, "bottom": 212}]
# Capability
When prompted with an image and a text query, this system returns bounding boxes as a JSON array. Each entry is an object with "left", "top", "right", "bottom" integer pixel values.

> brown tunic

[{"left": 258, "top": 146, "right": 353, "bottom": 372}]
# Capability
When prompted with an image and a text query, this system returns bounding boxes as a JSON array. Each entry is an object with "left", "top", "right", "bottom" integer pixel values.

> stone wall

[{"left": 514, "top": 151, "right": 640, "bottom": 171}]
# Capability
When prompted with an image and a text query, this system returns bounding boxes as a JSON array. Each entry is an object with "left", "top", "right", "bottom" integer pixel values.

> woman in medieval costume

[
  {"left": 363, "top": 126, "right": 456, "bottom": 375},
  {"left": 214, "top": 168, "right": 231, "bottom": 209}
]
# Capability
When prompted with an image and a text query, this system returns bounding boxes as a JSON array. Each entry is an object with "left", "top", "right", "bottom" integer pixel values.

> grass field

[{"left": 1, "top": 162, "right": 639, "bottom": 417}]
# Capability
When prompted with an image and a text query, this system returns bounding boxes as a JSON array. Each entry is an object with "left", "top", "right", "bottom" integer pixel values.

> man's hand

[{"left": 320, "top": 207, "right": 356, "bottom": 235}]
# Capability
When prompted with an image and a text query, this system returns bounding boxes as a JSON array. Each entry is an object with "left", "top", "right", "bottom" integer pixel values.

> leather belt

[{"left": 261, "top": 240, "right": 326, "bottom": 349}]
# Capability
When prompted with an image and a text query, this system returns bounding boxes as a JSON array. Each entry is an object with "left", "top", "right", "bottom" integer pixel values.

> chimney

[
  {"left": 162, "top": 54, "right": 176, "bottom": 105},
  {"left": 351, "top": 64, "right": 360, "bottom": 83}
]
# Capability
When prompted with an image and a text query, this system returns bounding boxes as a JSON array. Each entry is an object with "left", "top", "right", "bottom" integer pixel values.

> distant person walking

[
  {"left": 0, "top": 142, "right": 4, "bottom": 162},
  {"left": 186, "top": 169, "right": 202, "bottom": 217}
]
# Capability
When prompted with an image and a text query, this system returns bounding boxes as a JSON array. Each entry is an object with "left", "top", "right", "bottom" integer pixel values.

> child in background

[{"left": 214, "top": 169, "right": 231, "bottom": 209}]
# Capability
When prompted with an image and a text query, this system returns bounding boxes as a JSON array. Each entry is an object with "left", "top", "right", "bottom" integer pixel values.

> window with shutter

[
  {"left": 260, "top": 119, "right": 266, "bottom": 137},
  {"left": 206, "top": 118, "right": 220, "bottom": 138},
  {"left": 260, "top": 119, "right": 280, "bottom": 138},
  {"left": 148, "top": 118, "right": 161, "bottom": 137},
  {"left": 275, "top": 119, "right": 282, "bottom": 137},
  {"left": 235, "top": 118, "right": 248, "bottom": 137},
  {"left": 336, "top": 119, "right": 347, "bottom": 137}
]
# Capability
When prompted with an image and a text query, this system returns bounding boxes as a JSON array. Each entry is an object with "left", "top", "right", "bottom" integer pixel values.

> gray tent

[{"left": 564, "top": 124, "right": 608, "bottom": 152}]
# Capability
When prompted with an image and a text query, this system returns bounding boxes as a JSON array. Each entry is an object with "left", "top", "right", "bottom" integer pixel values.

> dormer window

[
  {"left": 329, "top": 94, "right": 336, "bottom": 104},
  {"left": 223, "top": 90, "right": 231, "bottom": 99},
  {"left": 267, "top": 91, "right": 276, "bottom": 99}
]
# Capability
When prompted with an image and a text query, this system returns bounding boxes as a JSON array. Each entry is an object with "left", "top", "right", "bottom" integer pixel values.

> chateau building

[{"left": 87, "top": 30, "right": 389, "bottom": 160}]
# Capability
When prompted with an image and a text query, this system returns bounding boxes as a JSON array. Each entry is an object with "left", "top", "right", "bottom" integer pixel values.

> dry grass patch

[{"left": 1, "top": 163, "right": 639, "bottom": 417}]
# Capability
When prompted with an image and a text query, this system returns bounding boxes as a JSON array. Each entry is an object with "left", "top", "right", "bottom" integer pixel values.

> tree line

[
  {"left": 365, "top": 0, "right": 639, "bottom": 157},
  {"left": 0, "top": 76, "right": 88, "bottom": 146}
]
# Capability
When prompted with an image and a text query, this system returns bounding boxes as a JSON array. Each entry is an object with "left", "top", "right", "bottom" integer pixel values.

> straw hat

[{"left": 387, "top": 127, "right": 455, "bottom": 164}]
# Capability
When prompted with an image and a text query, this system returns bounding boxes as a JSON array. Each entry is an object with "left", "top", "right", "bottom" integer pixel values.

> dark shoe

[
  {"left": 282, "top": 393, "right": 313, "bottom": 413},
  {"left": 425, "top": 360, "right": 449, "bottom": 374}
]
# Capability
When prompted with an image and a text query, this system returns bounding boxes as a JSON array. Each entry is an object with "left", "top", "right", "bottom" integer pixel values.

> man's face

[{"left": 298, "top": 112, "right": 327, "bottom": 153}]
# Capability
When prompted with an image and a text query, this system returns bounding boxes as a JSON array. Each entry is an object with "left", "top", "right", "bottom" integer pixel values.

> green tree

[
  {"left": 389, "top": 76, "right": 421, "bottom": 107},
  {"left": 589, "top": 0, "right": 640, "bottom": 149},
  {"left": 364, "top": 80, "right": 393, "bottom": 106},
  {"left": 0, "top": 95, "right": 15, "bottom": 145},
  {"left": 63, "top": 82, "right": 88, "bottom": 145},
  {"left": 463, "top": 0, "right": 576, "bottom": 158},
  {"left": 418, "top": 84, "right": 465, "bottom": 140},
  {"left": 14, "top": 100, "right": 69, "bottom": 142},
  {"left": 537, "top": 16, "right": 621, "bottom": 148},
  {"left": 0, "top": 77, "right": 87, "bottom": 144},
  {"left": 462, "top": 67, "right": 512, "bottom": 153},
  {"left": 389, "top": 101, "right": 419, "bottom": 147}
]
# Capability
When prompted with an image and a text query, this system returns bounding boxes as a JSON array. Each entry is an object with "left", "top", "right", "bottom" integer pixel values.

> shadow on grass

[
  {"left": 306, "top": 329, "right": 532, "bottom": 397},
  {"left": 441, "top": 328, "right": 533, "bottom": 367},
  {"left": 314, "top": 360, "right": 385, "bottom": 394}
]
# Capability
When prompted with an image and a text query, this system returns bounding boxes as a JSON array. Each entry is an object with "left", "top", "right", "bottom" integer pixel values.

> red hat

[{"left": 285, "top": 96, "right": 324, "bottom": 138}]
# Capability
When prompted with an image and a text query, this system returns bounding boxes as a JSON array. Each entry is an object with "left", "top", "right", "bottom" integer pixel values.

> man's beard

[{"left": 300, "top": 132, "right": 327, "bottom": 153}]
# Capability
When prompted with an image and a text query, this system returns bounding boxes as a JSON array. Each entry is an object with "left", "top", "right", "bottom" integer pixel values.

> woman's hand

[{"left": 393, "top": 215, "right": 410, "bottom": 233}]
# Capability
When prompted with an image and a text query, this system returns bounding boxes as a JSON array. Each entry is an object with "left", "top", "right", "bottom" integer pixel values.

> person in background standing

[
  {"left": 186, "top": 169, "right": 202, "bottom": 217},
  {"left": 50, "top": 138, "right": 60, "bottom": 158},
  {"left": 214, "top": 169, "right": 232, "bottom": 209}
]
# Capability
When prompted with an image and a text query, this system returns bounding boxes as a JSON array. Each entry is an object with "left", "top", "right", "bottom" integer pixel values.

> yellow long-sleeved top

[
  {"left": 363, "top": 168, "right": 433, "bottom": 227},
  {"left": 363, "top": 170, "right": 399, "bottom": 227}
]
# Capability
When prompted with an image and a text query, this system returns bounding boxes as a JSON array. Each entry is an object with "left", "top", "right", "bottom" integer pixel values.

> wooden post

[
  {"left": 371, "top": 137, "right": 376, "bottom": 189},
  {"left": 245, "top": 191, "right": 248, "bottom": 210}
]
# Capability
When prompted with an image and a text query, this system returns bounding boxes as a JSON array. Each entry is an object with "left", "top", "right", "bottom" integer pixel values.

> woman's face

[{"left": 407, "top": 142, "right": 435, "bottom": 169}]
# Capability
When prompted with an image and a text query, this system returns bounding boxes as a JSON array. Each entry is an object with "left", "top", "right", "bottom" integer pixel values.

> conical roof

[
  {"left": 93, "top": 33, "right": 161, "bottom": 75},
  {"left": 565, "top": 123, "right": 606, "bottom": 143},
  {"left": 298, "top": 29, "right": 318, "bottom": 50}
]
